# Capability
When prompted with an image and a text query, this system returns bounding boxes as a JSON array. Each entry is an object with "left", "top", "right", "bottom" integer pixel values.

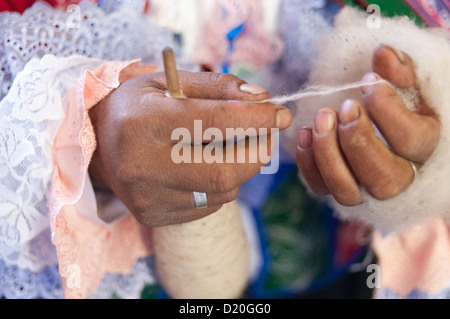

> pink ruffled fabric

[
  {"left": 49, "top": 60, "right": 157, "bottom": 299},
  {"left": 373, "top": 217, "right": 450, "bottom": 297}
]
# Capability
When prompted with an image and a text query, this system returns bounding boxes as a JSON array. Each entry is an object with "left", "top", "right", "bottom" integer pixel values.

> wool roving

[{"left": 288, "top": 6, "right": 450, "bottom": 234}]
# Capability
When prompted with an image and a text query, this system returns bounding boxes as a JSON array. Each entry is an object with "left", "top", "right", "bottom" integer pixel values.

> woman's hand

[
  {"left": 296, "top": 45, "right": 441, "bottom": 206},
  {"left": 89, "top": 70, "right": 292, "bottom": 226}
]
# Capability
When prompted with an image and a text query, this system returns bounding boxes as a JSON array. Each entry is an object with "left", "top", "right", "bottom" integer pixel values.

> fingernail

[
  {"left": 240, "top": 83, "right": 268, "bottom": 95},
  {"left": 298, "top": 127, "right": 312, "bottom": 149},
  {"left": 339, "top": 99, "right": 360, "bottom": 125},
  {"left": 314, "top": 111, "right": 336, "bottom": 135},
  {"left": 276, "top": 108, "right": 292, "bottom": 129},
  {"left": 387, "top": 45, "right": 406, "bottom": 65},
  {"left": 361, "top": 72, "right": 380, "bottom": 95}
]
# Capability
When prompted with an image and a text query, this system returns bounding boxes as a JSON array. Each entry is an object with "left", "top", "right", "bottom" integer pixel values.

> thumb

[
  {"left": 176, "top": 70, "right": 271, "bottom": 102},
  {"left": 362, "top": 45, "right": 440, "bottom": 162}
]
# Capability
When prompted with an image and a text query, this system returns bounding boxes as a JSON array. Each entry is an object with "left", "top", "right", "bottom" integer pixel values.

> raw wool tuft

[{"left": 289, "top": 6, "right": 450, "bottom": 234}]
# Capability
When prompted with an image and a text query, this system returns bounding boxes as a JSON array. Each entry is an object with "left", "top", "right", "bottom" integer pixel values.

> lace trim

[
  {"left": 0, "top": 0, "right": 175, "bottom": 299},
  {"left": 0, "top": 0, "right": 175, "bottom": 99},
  {"left": 48, "top": 60, "right": 156, "bottom": 299},
  {"left": 376, "top": 277, "right": 450, "bottom": 299},
  {"left": 0, "top": 258, "right": 63, "bottom": 299},
  {"left": 0, "top": 54, "right": 159, "bottom": 299},
  {"left": 89, "top": 257, "right": 157, "bottom": 299},
  {"left": 0, "top": 255, "right": 156, "bottom": 299},
  {"left": 0, "top": 54, "right": 103, "bottom": 272}
]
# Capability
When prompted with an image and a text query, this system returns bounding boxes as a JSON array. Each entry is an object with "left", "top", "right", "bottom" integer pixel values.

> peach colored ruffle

[
  {"left": 373, "top": 217, "right": 450, "bottom": 297},
  {"left": 49, "top": 60, "right": 157, "bottom": 299}
]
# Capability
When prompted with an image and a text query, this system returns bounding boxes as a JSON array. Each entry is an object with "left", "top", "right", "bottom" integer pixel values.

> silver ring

[
  {"left": 409, "top": 160, "right": 418, "bottom": 180},
  {"left": 193, "top": 192, "right": 208, "bottom": 208}
]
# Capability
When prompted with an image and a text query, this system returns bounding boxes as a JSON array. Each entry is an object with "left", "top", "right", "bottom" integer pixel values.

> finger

[
  {"left": 162, "top": 205, "right": 224, "bottom": 226},
  {"left": 312, "top": 108, "right": 362, "bottom": 206},
  {"left": 104, "top": 178, "right": 236, "bottom": 227},
  {"left": 142, "top": 71, "right": 271, "bottom": 102},
  {"left": 108, "top": 73, "right": 292, "bottom": 143},
  {"left": 366, "top": 45, "right": 441, "bottom": 162},
  {"left": 296, "top": 126, "right": 329, "bottom": 195},
  {"left": 135, "top": 205, "right": 224, "bottom": 227},
  {"left": 162, "top": 188, "right": 240, "bottom": 212},
  {"left": 150, "top": 96, "right": 292, "bottom": 144},
  {"left": 338, "top": 99, "right": 415, "bottom": 200},
  {"left": 372, "top": 44, "right": 434, "bottom": 116},
  {"left": 372, "top": 45, "right": 416, "bottom": 89},
  {"left": 361, "top": 72, "right": 440, "bottom": 162},
  {"left": 160, "top": 133, "right": 276, "bottom": 193},
  {"left": 178, "top": 71, "right": 272, "bottom": 102},
  {"left": 130, "top": 184, "right": 239, "bottom": 216}
]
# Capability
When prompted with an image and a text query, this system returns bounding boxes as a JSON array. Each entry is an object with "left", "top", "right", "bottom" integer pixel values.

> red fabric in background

[{"left": 0, "top": 0, "right": 58, "bottom": 13}]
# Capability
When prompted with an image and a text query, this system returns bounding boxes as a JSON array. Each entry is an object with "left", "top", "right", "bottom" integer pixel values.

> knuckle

[
  {"left": 344, "top": 131, "right": 371, "bottom": 153},
  {"left": 394, "top": 134, "right": 437, "bottom": 161},
  {"left": 206, "top": 72, "right": 223, "bottom": 83},
  {"left": 207, "top": 72, "right": 241, "bottom": 98},
  {"left": 131, "top": 201, "right": 170, "bottom": 227},
  {"left": 334, "top": 188, "right": 362, "bottom": 206},
  {"left": 364, "top": 85, "right": 397, "bottom": 112},
  {"left": 114, "top": 158, "right": 141, "bottom": 185},
  {"left": 252, "top": 106, "right": 272, "bottom": 128},
  {"left": 309, "top": 184, "right": 330, "bottom": 196},
  {"left": 135, "top": 211, "right": 164, "bottom": 227},
  {"left": 366, "top": 176, "right": 403, "bottom": 200},
  {"left": 208, "top": 72, "right": 238, "bottom": 86},
  {"left": 221, "top": 188, "right": 240, "bottom": 204},
  {"left": 209, "top": 166, "right": 237, "bottom": 193},
  {"left": 207, "top": 72, "right": 236, "bottom": 89},
  {"left": 394, "top": 138, "right": 419, "bottom": 158},
  {"left": 210, "top": 103, "right": 231, "bottom": 129},
  {"left": 113, "top": 160, "right": 131, "bottom": 184}
]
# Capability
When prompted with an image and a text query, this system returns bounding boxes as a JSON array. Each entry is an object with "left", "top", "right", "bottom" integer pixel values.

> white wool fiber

[
  {"left": 260, "top": 79, "right": 389, "bottom": 104},
  {"left": 289, "top": 7, "right": 450, "bottom": 234}
]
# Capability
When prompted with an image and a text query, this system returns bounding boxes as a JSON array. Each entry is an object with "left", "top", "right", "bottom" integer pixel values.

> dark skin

[
  {"left": 296, "top": 45, "right": 441, "bottom": 206},
  {"left": 88, "top": 45, "right": 436, "bottom": 227},
  {"left": 88, "top": 71, "right": 292, "bottom": 227}
]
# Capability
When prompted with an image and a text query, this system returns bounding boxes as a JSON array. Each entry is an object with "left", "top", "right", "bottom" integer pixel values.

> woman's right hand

[{"left": 89, "top": 70, "right": 292, "bottom": 227}]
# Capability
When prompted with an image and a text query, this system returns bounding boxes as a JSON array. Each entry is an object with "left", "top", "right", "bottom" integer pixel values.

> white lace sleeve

[
  {"left": 0, "top": 54, "right": 103, "bottom": 297},
  {"left": 0, "top": 54, "right": 104, "bottom": 270},
  {"left": 0, "top": 0, "right": 181, "bottom": 99},
  {"left": 0, "top": 1, "right": 179, "bottom": 299}
]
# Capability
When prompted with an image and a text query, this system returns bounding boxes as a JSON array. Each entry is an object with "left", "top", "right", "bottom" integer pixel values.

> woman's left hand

[{"left": 296, "top": 45, "right": 441, "bottom": 206}]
